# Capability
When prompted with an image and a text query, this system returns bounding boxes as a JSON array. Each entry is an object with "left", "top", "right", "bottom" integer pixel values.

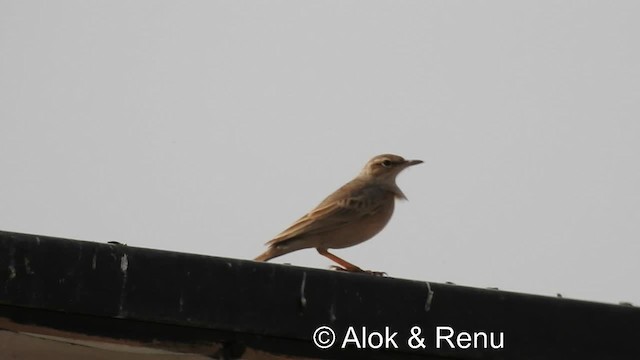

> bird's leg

[
  {"left": 316, "top": 248, "right": 364, "bottom": 272},
  {"left": 317, "top": 248, "right": 387, "bottom": 276}
]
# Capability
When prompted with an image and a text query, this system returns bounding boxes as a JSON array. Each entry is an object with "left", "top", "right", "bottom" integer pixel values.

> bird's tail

[
  {"left": 254, "top": 246, "right": 287, "bottom": 262},
  {"left": 255, "top": 238, "right": 312, "bottom": 262}
]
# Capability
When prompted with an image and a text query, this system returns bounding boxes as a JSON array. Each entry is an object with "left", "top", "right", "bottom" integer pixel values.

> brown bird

[{"left": 255, "top": 154, "right": 423, "bottom": 273}]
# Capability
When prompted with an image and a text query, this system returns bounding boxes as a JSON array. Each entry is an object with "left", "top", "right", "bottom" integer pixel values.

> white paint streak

[
  {"left": 120, "top": 254, "right": 128, "bottom": 273},
  {"left": 117, "top": 253, "right": 129, "bottom": 318},
  {"left": 329, "top": 302, "right": 336, "bottom": 322}
]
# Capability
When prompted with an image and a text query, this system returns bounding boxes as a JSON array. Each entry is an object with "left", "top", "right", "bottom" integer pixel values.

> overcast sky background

[{"left": 1, "top": 1, "right": 638, "bottom": 305}]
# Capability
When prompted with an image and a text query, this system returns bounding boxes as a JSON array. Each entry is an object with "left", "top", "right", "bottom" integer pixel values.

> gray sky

[{"left": 1, "top": 1, "right": 639, "bottom": 305}]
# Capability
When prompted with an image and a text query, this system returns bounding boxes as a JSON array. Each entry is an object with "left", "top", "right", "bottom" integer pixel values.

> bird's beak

[{"left": 405, "top": 159, "right": 424, "bottom": 167}]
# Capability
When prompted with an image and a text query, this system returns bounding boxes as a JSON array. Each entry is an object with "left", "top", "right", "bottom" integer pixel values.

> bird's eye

[{"left": 381, "top": 160, "right": 392, "bottom": 168}]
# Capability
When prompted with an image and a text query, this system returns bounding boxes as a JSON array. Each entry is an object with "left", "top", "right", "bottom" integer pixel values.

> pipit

[{"left": 255, "top": 154, "right": 422, "bottom": 274}]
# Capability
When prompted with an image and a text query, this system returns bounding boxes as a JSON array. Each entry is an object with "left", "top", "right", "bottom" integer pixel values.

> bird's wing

[{"left": 265, "top": 194, "right": 382, "bottom": 246}]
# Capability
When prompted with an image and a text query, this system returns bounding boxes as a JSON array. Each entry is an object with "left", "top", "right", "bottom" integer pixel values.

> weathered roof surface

[{"left": 1, "top": 230, "right": 639, "bottom": 359}]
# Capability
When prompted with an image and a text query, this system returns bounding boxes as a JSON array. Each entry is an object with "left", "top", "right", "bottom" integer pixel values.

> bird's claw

[{"left": 367, "top": 270, "right": 387, "bottom": 277}]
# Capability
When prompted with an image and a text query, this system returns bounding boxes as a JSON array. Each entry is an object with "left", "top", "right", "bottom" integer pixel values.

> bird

[{"left": 254, "top": 154, "right": 423, "bottom": 273}]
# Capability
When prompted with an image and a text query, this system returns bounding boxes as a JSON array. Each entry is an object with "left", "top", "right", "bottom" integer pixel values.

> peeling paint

[
  {"left": 23, "top": 257, "right": 34, "bottom": 275},
  {"left": 424, "top": 281, "right": 434, "bottom": 312},
  {"left": 299, "top": 272, "right": 307, "bottom": 308},
  {"left": 7, "top": 247, "right": 16, "bottom": 280}
]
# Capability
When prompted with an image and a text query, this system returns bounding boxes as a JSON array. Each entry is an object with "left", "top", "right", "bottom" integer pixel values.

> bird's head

[{"left": 359, "top": 154, "right": 423, "bottom": 183}]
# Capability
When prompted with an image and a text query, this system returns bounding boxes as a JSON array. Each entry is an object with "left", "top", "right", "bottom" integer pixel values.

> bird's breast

[{"left": 323, "top": 192, "right": 395, "bottom": 249}]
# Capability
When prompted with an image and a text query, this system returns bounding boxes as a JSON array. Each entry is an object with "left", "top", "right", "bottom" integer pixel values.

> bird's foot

[
  {"left": 365, "top": 270, "right": 387, "bottom": 277},
  {"left": 330, "top": 265, "right": 387, "bottom": 277}
]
